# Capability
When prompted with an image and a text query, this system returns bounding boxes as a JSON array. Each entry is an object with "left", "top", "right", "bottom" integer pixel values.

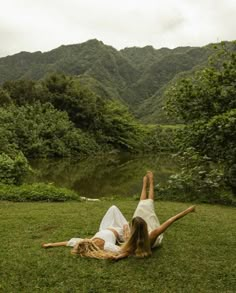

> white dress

[
  {"left": 133, "top": 199, "right": 164, "bottom": 248},
  {"left": 67, "top": 205, "right": 128, "bottom": 252}
]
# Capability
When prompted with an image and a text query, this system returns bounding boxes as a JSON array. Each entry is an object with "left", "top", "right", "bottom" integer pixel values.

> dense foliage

[
  {"left": 0, "top": 102, "right": 100, "bottom": 158},
  {"left": 143, "top": 125, "right": 180, "bottom": 152},
  {"left": 164, "top": 43, "right": 236, "bottom": 196},
  {"left": 0, "top": 72, "right": 147, "bottom": 156},
  {"left": 165, "top": 45, "right": 236, "bottom": 122},
  {"left": 156, "top": 148, "right": 236, "bottom": 206},
  {"left": 0, "top": 152, "right": 30, "bottom": 185}
]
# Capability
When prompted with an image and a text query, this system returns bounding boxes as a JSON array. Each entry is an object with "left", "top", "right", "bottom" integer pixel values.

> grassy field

[{"left": 0, "top": 199, "right": 235, "bottom": 293}]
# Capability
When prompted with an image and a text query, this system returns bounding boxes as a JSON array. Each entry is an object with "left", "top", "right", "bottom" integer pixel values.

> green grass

[{"left": 0, "top": 200, "right": 235, "bottom": 293}]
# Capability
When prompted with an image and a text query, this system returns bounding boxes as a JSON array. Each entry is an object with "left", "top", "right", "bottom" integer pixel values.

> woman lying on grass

[
  {"left": 42, "top": 204, "right": 130, "bottom": 258},
  {"left": 42, "top": 171, "right": 195, "bottom": 260}
]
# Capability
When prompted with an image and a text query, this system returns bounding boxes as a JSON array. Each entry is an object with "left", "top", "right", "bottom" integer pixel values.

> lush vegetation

[
  {"left": 0, "top": 152, "right": 30, "bottom": 185},
  {"left": 0, "top": 40, "right": 235, "bottom": 292},
  {"left": 144, "top": 125, "right": 181, "bottom": 152},
  {"left": 0, "top": 41, "right": 235, "bottom": 205},
  {"left": 0, "top": 200, "right": 235, "bottom": 292},
  {"left": 156, "top": 149, "right": 236, "bottom": 206},
  {"left": 0, "top": 72, "right": 147, "bottom": 157},
  {"left": 0, "top": 102, "right": 100, "bottom": 158},
  {"left": 161, "top": 43, "right": 236, "bottom": 199}
]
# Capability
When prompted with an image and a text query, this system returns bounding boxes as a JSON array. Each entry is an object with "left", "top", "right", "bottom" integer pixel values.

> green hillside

[
  {"left": 123, "top": 46, "right": 212, "bottom": 105},
  {"left": 0, "top": 39, "right": 234, "bottom": 123},
  {"left": 0, "top": 39, "right": 139, "bottom": 100}
]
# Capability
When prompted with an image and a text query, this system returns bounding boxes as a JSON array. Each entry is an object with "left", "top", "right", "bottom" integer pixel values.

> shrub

[
  {"left": 0, "top": 152, "right": 30, "bottom": 185},
  {"left": 0, "top": 183, "right": 80, "bottom": 202},
  {"left": 156, "top": 148, "right": 236, "bottom": 206}
]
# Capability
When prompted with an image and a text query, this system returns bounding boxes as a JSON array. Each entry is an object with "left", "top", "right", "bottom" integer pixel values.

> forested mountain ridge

[
  {"left": 0, "top": 39, "right": 139, "bottom": 100},
  {"left": 0, "top": 39, "right": 233, "bottom": 123},
  {"left": 122, "top": 45, "right": 213, "bottom": 106}
]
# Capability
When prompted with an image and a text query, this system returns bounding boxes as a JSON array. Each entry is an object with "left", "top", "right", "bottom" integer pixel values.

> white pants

[
  {"left": 99, "top": 205, "right": 128, "bottom": 241},
  {"left": 67, "top": 205, "right": 128, "bottom": 247}
]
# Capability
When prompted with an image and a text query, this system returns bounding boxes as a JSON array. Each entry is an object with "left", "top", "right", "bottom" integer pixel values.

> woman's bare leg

[
  {"left": 42, "top": 241, "right": 68, "bottom": 248},
  {"left": 140, "top": 175, "right": 148, "bottom": 200},
  {"left": 149, "top": 206, "right": 196, "bottom": 246},
  {"left": 147, "top": 171, "right": 154, "bottom": 200}
]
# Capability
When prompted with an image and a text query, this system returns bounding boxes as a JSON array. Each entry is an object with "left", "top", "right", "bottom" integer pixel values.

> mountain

[
  {"left": 0, "top": 39, "right": 139, "bottom": 100},
  {"left": 0, "top": 39, "right": 233, "bottom": 123},
  {"left": 121, "top": 45, "right": 213, "bottom": 106}
]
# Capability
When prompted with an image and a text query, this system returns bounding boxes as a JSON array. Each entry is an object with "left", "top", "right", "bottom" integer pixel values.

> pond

[{"left": 28, "top": 153, "right": 179, "bottom": 198}]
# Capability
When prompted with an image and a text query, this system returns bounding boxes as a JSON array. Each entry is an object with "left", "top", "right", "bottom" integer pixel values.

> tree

[
  {"left": 164, "top": 42, "right": 236, "bottom": 195},
  {"left": 165, "top": 43, "right": 236, "bottom": 123},
  {"left": 0, "top": 87, "right": 12, "bottom": 106},
  {"left": 99, "top": 100, "right": 145, "bottom": 151},
  {"left": 0, "top": 102, "right": 99, "bottom": 158},
  {"left": 43, "top": 72, "right": 105, "bottom": 130},
  {"left": 2, "top": 79, "right": 48, "bottom": 105},
  {"left": 43, "top": 72, "right": 72, "bottom": 94}
]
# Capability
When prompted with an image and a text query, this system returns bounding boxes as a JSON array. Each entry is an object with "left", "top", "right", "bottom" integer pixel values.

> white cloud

[{"left": 0, "top": 0, "right": 235, "bottom": 57}]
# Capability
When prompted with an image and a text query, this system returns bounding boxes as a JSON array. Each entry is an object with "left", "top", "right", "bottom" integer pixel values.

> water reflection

[{"left": 28, "top": 153, "right": 179, "bottom": 198}]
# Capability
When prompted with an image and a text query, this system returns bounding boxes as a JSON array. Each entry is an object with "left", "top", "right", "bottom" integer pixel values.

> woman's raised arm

[{"left": 149, "top": 206, "right": 196, "bottom": 246}]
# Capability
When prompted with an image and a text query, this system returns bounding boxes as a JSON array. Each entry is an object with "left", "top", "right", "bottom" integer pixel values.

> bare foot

[{"left": 146, "top": 171, "right": 154, "bottom": 183}]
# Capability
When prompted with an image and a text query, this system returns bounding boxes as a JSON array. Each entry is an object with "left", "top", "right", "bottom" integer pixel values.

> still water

[{"left": 28, "top": 153, "right": 179, "bottom": 198}]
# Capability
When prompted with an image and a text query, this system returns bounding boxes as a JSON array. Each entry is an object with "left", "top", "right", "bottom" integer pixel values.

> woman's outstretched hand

[
  {"left": 108, "top": 252, "right": 129, "bottom": 261},
  {"left": 187, "top": 205, "right": 196, "bottom": 213}
]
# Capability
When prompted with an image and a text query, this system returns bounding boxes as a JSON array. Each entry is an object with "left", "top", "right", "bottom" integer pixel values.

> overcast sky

[{"left": 0, "top": 0, "right": 235, "bottom": 57}]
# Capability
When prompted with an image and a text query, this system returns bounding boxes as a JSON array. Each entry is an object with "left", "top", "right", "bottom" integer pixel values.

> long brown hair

[{"left": 121, "top": 217, "right": 151, "bottom": 258}]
